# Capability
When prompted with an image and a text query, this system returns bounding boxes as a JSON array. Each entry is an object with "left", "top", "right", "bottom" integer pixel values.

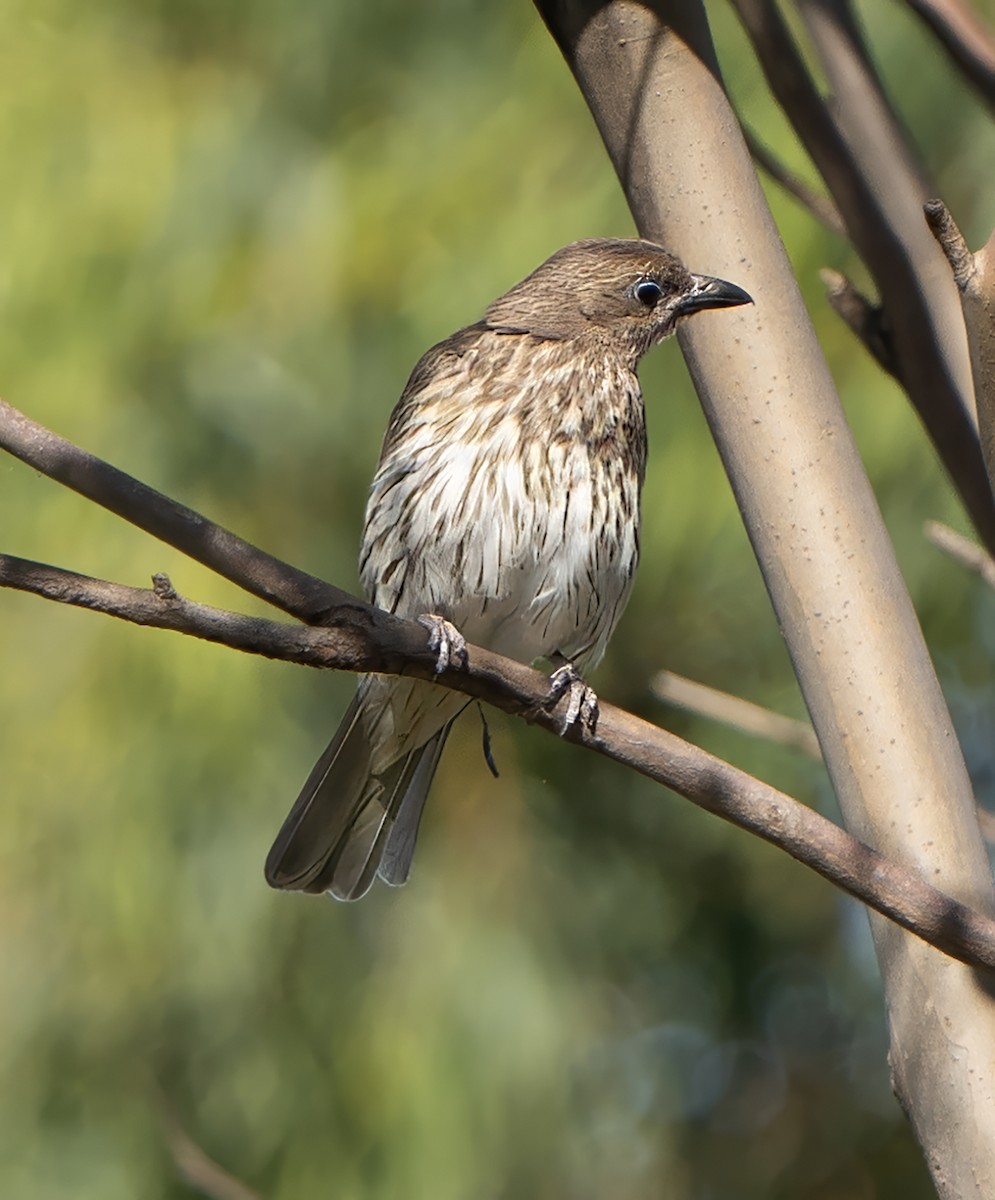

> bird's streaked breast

[{"left": 360, "top": 332, "right": 645, "bottom": 670}]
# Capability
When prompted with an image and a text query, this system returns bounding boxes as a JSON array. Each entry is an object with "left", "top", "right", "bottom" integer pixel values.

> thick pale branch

[
  {"left": 799, "top": 0, "right": 933, "bottom": 195},
  {"left": 4, "top": 549, "right": 995, "bottom": 972},
  {"left": 531, "top": 3, "right": 995, "bottom": 1192}
]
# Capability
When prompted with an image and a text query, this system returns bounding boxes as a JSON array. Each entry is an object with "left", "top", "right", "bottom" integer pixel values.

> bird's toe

[
  {"left": 417, "top": 613, "right": 469, "bottom": 674},
  {"left": 546, "top": 661, "right": 599, "bottom": 735}
]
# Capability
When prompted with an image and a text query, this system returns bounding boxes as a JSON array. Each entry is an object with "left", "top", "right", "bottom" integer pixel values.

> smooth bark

[{"left": 534, "top": 2, "right": 995, "bottom": 1194}]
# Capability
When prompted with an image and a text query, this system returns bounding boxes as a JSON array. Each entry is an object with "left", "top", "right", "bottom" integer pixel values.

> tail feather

[
  {"left": 379, "top": 723, "right": 453, "bottom": 887},
  {"left": 265, "top": 686, "right": 457, "bottom": 898},
  {"left": 326, "top": 734, "right": 444, "bottom": 900},
  {"left": 264, "top": 693, "right": 376, "bottom": 892}
]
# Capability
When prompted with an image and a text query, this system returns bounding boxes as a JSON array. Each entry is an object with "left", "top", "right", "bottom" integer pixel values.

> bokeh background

[{"left": 2, "top": 2, "right": 994, "bottom": 1197}]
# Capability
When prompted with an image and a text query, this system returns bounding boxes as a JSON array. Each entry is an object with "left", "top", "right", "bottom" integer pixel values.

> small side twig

[
  {"left": 924, "top": 200, "right": 995, "bottom": 493},
  {"left": 156, "top": 1094, "right": 264, "bottom": 1200},
  {"left": 744, "top": 125, "right": 847, "bottom": 237},
  {"left": 820, "top": 268, "right": 899, "bottom": 379},
  {"left": 925, "top": 520, "right": 995, "bottom": 590},
  {"left": 924, "top": 198, "right": 976, "bottom": 289},
  {"left": 652, "top": 670, "right": 822, "bottom": 759}
]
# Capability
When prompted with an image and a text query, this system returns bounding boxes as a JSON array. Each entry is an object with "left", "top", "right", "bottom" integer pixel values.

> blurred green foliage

[{"left": 1, "top": 2, "right": 993, "bottom": 1197}]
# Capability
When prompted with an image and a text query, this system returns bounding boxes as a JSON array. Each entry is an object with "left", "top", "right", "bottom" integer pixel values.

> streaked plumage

[{"left": 266, "top": 238, "right": 751, "bottom": 899}]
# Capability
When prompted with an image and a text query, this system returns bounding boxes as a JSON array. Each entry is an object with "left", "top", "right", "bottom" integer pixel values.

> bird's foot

[
  {"left": 417, "top": 613, "right": 469, "bottom": 674},
  {"left": 545, "top": 659, "right": 598, "bottom": 734}
]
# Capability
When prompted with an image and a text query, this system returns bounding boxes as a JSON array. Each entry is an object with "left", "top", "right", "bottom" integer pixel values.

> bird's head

[{"left": 484, "top": 238, "right": 752, "bottom": 362}]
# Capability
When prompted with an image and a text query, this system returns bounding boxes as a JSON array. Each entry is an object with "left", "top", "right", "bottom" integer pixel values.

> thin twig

[
  {"left": 652, "top": 670, "right": 823, "bottom": 759},
  {"left": 744, "top": 125, "right": 847, "bottom": 236},
  {"left": 0, "top": 399, "right": 352, "bottom": 623},
  {"left": 820, "top": 268, "right": 899, "bottom": 379},
  {"left": 925, "top": 519, "right": 995, "bottom": 590},
  {"left": 904, "top": 0, "right": 995, "bottom": 115},
  {"left": 157, "top": 1097, "right": 264, "bottom": 1200},
  {"left": 654, "top": 662, "right": 995, "bottom": 854}
]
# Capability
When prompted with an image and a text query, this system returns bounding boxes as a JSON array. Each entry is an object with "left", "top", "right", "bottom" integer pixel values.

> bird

[{"left": 265, "top": 238, "right": 751, "bottom": 900}]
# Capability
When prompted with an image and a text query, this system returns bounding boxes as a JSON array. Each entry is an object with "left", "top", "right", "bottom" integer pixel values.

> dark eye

[{"left": 634, "top": 279, "right": 664, "bottom": 307}]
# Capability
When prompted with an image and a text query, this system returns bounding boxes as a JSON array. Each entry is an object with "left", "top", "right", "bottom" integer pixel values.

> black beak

[{"left": 679, "top": 273, "right": 753, "bottom": 317}]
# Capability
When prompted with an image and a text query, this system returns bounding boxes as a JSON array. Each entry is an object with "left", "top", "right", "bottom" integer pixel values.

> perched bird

[{"left": 265, "top": 238, "right": 751, "bottom": 900}]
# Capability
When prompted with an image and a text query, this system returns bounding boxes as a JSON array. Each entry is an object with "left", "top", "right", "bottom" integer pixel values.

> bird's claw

[
  {"left": 546, "top": 662, "right": 598, "bottom": 734},
  {"left": 417, "top": 613, "right": 468, "bottom": 674}
]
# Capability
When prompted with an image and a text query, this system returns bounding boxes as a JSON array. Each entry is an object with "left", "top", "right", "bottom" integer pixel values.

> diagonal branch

[
  {"left": 4, "top": 546, "right": 995, "bottom": 971},
  {"left": 743, "top": 124, "right": 847, "bottom": 236},
  {"left": 0, "top": 398, "right": 353, "bottom": 625},
  {"left": 731, "top": 0, "right": 995, "bottom": 557},
  {"left": 819, "top": 267, "right": 899, "bottom": 378},
  {"left": 3, "top": 397, "right": 995, "bottom": 968},
  {"left": 925, "top": 519, "right": 995, "bottom": 589},
  {"left": 652, "top": 670, "right": 823, "bottom": 759},
  {"left": 904, "top": 0, "right": 995, "bottom": 114},
  {"left": 154, "top": 1089, "right": 264, "bottom": 1200}
]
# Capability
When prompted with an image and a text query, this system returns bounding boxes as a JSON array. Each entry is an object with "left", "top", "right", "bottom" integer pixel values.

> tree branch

[
  {"left": 819, "top": 267, "right": 899, "bottom": 378},
  {"left": 731, "top": 0, "right": 995, "bottom": 557},
  {"left": 4, "top": 545, "right": 995, "bottom": 971},
  {"left": 925, "top": 199, "right": 995, "bottom": 494},
  {"left": 924, "top": 195, "right": 977, "bottom": 287},
  {"left": 531, "top": 3, "right": 995, "bottom": 1193},
  {"left": 652, "top": 670, "right": 823, "bottom": 759},
  {"left": 0, "top": 398, "right": 354, "bottom": 626},
  {"left": 743, "top": 124, "right": 847, "bottom": 236},
  {"left": 904, "top": 0, "right": 995, "bottom": 114},
  {"left": 155, "top": 1091, "right": 264, "bottom": 1200},
  {"left": 925, "top": 519, "right": 995, "bottom": 589}
]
